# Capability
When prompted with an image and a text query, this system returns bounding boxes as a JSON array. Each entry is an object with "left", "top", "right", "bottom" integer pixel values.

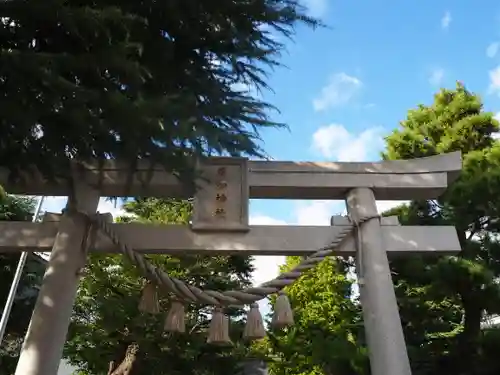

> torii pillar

[
  {"left": 14, "top": 183, "right": 100, "bottom": 375},
  {"left": 347, "top": 188, "right": 411, "bottom": 375}
]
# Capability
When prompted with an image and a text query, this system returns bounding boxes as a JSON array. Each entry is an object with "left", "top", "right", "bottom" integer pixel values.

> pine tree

[{"left": 0, "top": 0, "right": 319, "bottom": 187}]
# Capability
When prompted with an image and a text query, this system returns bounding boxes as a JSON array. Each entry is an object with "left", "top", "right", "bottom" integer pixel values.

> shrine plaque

[{"left": 191, "top": 157, "right": 249, "bottom": 232}]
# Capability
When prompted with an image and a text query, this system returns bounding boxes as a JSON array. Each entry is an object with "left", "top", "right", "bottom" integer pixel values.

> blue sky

[
  {"left": 248, "top": 0, "right": 500, "bottom": 285},
  {"left": 37, "top": 1, "right": 500, "bottom": 332}
]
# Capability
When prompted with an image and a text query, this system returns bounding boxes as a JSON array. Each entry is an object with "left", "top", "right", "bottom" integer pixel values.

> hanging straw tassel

[
  {"left": 138, "top": 281, "right": 160, "bottom": 314},
  {"left": 272, "top": 291, "right": 294, "bottom": 328},
  {"left": 207, "top": 307, "right": 232, "bottom": 345},
  {"left": 164, "top": 299, "right": 186, "bottom": 333},
  {"left": 243, "top": 303, "right": 266, "bottom": 340}
]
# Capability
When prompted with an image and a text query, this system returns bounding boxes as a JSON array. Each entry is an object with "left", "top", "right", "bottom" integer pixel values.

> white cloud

[
  {"left": 58, "top": 360, "right": 77, "bottom": 375},
  {"left": 303, "top": 0, "right": 328, "bottom": 18},
  {"left": 249, "top": 215, "right": 286, "bottom": 226},
  {"left": 249, "top": 205, "right": 338, "bottom": 293},
  {"left": 493, "top": 113, "right": 500, "bottom": 139},
  {"left": 487, "top": 42, "right": 500, "bottom": 58},
  {"left": 257, "top": 23, "right": 280, "bottom": 42},
  {"left": 294, "top": 200, "right": 407, "bottom": 228},
  {"left": 249, "top": 201, "right": 342, "bottom": 316},
  {"left": 336, "top": 200, "right": 408, "bottom": 216},
  {"left": 249, "top": 215, "right": 288, "bottom": 287},
  {"left": 210, "top": 57, "right": 260, "bottom": 98},
  {"left": 376, "top": 200, "right": 408, "bottom": 213},
  {"left": 429, "top": 68, "right": 444, "bottom": 86},
  {"left": 295, "top": 200, "right": 342, "bottom": 225},
  {"left": 231, "top": 81, "right": 261, "bottom": 99},
  {"left": 313, "top": 73, "right": 362, "bottom": 112},
  {"left": 441, "top": 11, "right": 451, "bottom": 30},
  {"left": 489, "top": 66, "right": 500, "bottom": 96},
  {"left": 39, "top": 196, "right": 66, "bottom": 214},
  {"left": 232, "top": 82, "right": 250, "bottom": 92},
  {"left": 251, "top": 197, "right": 408, "bottom": 313},
  {"left": 97, "top": 199, "right": 129, "bottom": 218},
  {"left": 249, "top": 215, "right": 289, "bottom": 316},
  {"left": 250, "top": 200, "right": 347, "bottom": 288},
  {"left": 311, "top": 124, "right": 385, "bottom": 161},
  {"left": 253, "top": 120, "right": 410, "bottom": 307}
]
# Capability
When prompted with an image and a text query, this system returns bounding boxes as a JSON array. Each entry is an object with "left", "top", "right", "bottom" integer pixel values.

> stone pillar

[
  {"left": 345, "top": 188, "right": 412, "bottom": 375},
  {"left": 15, "top": 183, "right": 100, "bottom": 375}
]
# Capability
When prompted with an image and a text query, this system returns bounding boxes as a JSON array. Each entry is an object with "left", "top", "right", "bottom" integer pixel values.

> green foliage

[
  {"left": 382, "top": 82, "right": 500, "bottom": 375},
  {"left": 384, "top": 82, "right": 499, "bottom": 160},
  {"left": 119, "top": 198, "right": 192, "bottom": 224},
  {"left": 0, "top": 0, "right": 319, "bottom": 185},
  {"left": 0, "top": 194, "right": 35, "bottom": 221},
  {"left": 257, "top": 82, "right": 500, "bottom": 375},
  {"left": 0, "top": 194, "right": 45, "bottom": 374},
  {"left": 65, "top": 198, "right": 255, "bottom": 374},
  {"left": 262, "top": 257, "right": 367, "bottom": 375}
]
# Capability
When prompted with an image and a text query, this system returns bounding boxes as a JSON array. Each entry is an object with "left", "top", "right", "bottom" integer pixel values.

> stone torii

[{"left": 0, "top": 152, "right": 462, "bottom": 375}]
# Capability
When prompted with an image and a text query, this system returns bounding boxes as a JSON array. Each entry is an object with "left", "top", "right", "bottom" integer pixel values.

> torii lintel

[{"left": 0, "top": 152, "right": 462, "bottom": 200}]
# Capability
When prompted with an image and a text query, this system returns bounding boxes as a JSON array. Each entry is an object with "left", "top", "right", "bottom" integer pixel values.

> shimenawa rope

[{"left": 85, "top": 212, "right": 378, "bottom": 307}]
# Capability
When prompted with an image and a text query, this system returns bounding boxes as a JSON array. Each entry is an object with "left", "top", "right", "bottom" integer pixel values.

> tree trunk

[{"left": 107, "top": 343, "right": 139, "bottom": 375}]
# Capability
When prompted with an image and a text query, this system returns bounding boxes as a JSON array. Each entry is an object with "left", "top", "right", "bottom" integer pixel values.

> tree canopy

[
  {"left": 0, "top": 0, "right": 318, "bottom": 185},
  {"left": 65, "top": 198, "right": 257, "bottom": 375},
  {"left": 261, "top": 257, "right": 366, "bottom": 375},
  {"left": 256, "top": 83, "right": 500, "bottom": 375},
  {"left": 382, "top": 82, "right": 500, "bottom": 375}
]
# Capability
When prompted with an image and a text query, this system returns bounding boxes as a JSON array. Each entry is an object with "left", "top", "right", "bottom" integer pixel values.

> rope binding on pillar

[{"left": 73, "top": 210, "right": 378, "bottom": 344}]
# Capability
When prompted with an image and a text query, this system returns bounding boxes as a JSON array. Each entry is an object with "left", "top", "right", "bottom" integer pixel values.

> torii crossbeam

[
  {"left": 0, "top": 152, "right": 462, "bottom": 375},
  {"left": 0, "top": 214, "right": 459, "bottom": 255}
]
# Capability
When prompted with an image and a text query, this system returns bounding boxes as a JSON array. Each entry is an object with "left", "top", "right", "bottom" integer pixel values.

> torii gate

[{"left": 0, "top": 152, "right": 462, "bottom": 375}]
